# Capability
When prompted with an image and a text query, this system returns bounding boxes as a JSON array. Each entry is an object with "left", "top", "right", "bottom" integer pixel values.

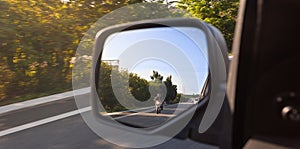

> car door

[{"left": 227, "top": 0, "right": 300, "bottom": 148}]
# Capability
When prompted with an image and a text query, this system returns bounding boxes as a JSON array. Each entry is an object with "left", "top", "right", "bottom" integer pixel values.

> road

[
  {"left": 0, "top": 92, "right": 218, "bottom": 149},
  {"left": 113, "top": 103, "right": 194, "bottom": 128}
]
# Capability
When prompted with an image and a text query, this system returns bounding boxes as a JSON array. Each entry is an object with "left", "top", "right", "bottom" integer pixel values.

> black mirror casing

[{"left": 90, "top": 18, "right": 229, "bottom": 148}]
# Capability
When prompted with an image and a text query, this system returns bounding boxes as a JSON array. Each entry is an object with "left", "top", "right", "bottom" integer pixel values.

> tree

[
  {"left": 98, "top": 61, "right": 153, "bottom": 112},
  {"left": 164, "top": 75, "right": 178, "bottom": 104},
  {"left": 0, "top": 0, "right": 146, "bottom": 104},
  {"left": 129, "top": 73, "right": 151, "bottom": 102},
  {"left": 149, "top": 71, "right": 178, "bottom": 104},
  {"left": 149, "top": 71, "right": 166, "bottom": 100},
  {"left": 150, "top": 70, "right": 164, "bottom": 82},
  {"left": 176, "top": 0, "right": 239, "bottom": 51}
]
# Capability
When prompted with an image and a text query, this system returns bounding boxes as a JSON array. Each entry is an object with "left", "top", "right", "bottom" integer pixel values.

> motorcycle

[{"left": 155, "top": 100, "right": 162, "bottom": 114}]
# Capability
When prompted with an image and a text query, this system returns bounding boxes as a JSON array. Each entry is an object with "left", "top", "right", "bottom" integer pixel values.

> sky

[{"left": 101, "top": 27, "right": 208, "bottom": 94}]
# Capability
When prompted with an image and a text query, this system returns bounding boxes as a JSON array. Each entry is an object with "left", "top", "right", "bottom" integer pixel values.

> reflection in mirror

[{"left": 97, "top": 27, "right": 208, "bottom": 128}]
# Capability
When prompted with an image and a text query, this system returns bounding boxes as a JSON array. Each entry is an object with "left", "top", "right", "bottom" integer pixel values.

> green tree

[
  {"left": 149, "top": 71, "right": 166, "bottom": 99},
  {"left": 98, "top": 62, "right": 126, "bottom": 112},
  {"left": 149, "top": 71, "right": 178, "bottom": 103},
  {"left": 150, "top": 70, "right": 164, "bottom": 82},
  {"left": 129, "top": 73, "right": 151, "bottom": 102},
  {"left": 164, "top": 75, "right": 177, "bottom": 104},
  {"left": 98, "top": 61, "right": 152, "bottom": 112},
  {"left": 0, "top": 0, "right": 145, "bottom": 104},
  {"left": 176, "top": 0, "right": 239, "bottom": 51}
]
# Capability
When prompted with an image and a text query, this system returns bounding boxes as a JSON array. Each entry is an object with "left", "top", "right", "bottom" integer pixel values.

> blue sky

[{"left": 102, "top": 27, "right": 208, "bottom": 94}]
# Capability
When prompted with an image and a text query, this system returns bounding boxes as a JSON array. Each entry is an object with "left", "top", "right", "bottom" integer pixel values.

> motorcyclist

[{"left": 153, "top": 93, "right": 162, "bottom": 114}]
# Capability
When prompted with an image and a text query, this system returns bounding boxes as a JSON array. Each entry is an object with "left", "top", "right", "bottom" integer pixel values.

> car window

[{"left": 0, "top": 0, "right": 239, "bottom": 148}]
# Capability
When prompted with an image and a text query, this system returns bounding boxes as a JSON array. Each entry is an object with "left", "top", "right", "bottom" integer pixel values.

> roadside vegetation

[
  {"left": 0, "top": 0, "right": 239, "bottom": 106},
  {"left": 98, "top": 62, "right": 178, "bottom": 112}
]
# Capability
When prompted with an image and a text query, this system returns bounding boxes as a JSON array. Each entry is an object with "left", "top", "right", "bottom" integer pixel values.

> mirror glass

[{"left": 97, "top": 27, "right": 209, "bottom": 128}]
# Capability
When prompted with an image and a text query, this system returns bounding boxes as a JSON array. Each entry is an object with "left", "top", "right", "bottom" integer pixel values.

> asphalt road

[
  {"left": 115, "top": 103, "right": 194, "bottom": 128},
  {"left": 0, "top": 95, "right": 218, "bottom": 149}
]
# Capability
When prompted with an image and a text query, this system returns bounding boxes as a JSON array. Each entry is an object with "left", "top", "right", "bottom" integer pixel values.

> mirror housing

[{"left": 90, "top": 18, "right": 229, "bottom": 148}]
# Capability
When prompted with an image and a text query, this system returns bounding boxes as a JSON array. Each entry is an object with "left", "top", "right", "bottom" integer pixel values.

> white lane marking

[
  {"left": 0, "top": 87, "right": 90, "bottom": 115},
  {"left": 0, "top": 106, "right": 155, "bottom": 137},
  {"left": 0, "top": 106, "right": 91, "bottom": 137},
  {"left": 0, "top": 103, "right": 180, "bottom": 137}
]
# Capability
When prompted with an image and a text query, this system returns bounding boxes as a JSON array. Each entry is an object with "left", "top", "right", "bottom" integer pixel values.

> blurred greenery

[
  {"left": 176, "top": 0, "right": 239, "bottom": 51},
  {"left": 0, "top": 0, "right": 144, "bottom": 105},
  {"left": 0, "top": 0, "right": 238, "bottom": 106}
]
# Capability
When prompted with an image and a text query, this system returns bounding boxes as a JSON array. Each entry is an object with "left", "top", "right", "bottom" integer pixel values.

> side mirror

[{"left": 90, "top": 18, "right": 227, "bottom": 148}]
